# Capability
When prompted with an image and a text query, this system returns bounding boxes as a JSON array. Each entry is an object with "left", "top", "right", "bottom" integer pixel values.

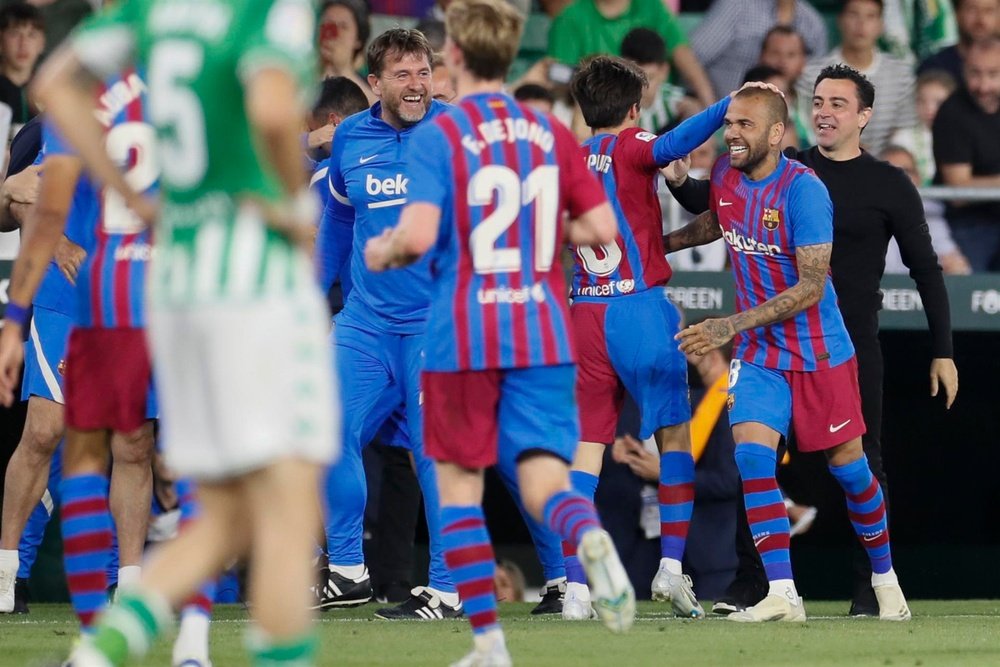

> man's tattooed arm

[
  {"left": 676, "top": 243, "right": 832, "bottom": 356},
  {"left": 663, "top": 210, "right": 722, "bottom": 253},
  {"left": 730, "top": 242, "right": 832, "bottom": 333}
]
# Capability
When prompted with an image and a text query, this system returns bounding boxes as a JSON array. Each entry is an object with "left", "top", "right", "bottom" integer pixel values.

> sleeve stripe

[{"left": 329, "top": 180, "right": 352, "bottom": 207}]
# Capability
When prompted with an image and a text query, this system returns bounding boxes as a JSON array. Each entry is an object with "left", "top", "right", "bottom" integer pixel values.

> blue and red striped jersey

[
  {"left": 710, "top": 153, "right": 854, "bottom": 371},
  {"left": 405, "top": 92, "right": 606, "bottom": 372},
  {"left": 43, "top": 70, "right": 155, "bottom": 329},
  {"left": 572, "top": 98, "right": 730, "bottom": 299}
]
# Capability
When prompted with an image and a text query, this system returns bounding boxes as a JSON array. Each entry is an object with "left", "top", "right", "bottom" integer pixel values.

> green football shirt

[
  {"left": 71, "top": 0, "right": 317, "bottom": 306},
  {"left": 547, "top": 0, "right": 688, "bottom": 66}
]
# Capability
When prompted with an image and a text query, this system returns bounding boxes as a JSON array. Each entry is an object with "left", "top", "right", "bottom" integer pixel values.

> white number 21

[{"left": 468, "top": 165, "right": 558, "bottom": 274}]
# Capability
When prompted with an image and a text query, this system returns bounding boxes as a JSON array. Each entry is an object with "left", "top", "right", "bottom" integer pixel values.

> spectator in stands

[
  {"left": 513, "top": 83, "right": 555, "bottom": 113},
  {"left": 742, "top": 64, "right": 800, "bottom": 148},
  {"left": 318, "top": 0, "right": 375, "bottom": 104},
  {"left": 799, "top": 0, "right": 918, "bottom": 155},
  {"left": 933, "top": 36, "right": 1000, "bottom": 272},
  {"left": 305, "top": 76, "right": 372, "bottom": 166},
  {"left": 691, "top": 0, "right": 827, "bottom": 100},
  {"left": 0, "top": 3, "right": 44, "bottom": 133},
  {"left": 415, "top": 17, "right": 446, "bottom": 51},
  {"left": 759, "top": 25, "right": 812, "bottom": 145},
  {"left": 620, "top": 28, "right": 701, "bottom": 133},
  {"left": 881, "top": 145, "right": 972, "bottom": 275},
  {"left": 890, "top": 69, "right": 957, "bottom": 185},
  {"left": 546, "top": 0, "right": 716, "bottom": 106},
  {"left": 919, "top": 0, "right": 998, "bottom": 82},
  {"left": 430, "top": 52, "right": 456, "bottom": 102}
]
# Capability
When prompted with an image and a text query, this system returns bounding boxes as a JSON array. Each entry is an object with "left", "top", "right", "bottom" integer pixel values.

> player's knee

[
  {"left": 110, "top": 424, "right": 155, "bottom": 466},
  {"left": 20, "top": 418, "right": 63, "bottom": 459}
]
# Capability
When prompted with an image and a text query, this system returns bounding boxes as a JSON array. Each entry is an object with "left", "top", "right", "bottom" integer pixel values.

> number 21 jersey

[
  {"left": 405, "top": 93, "right": 607, "bottom": 372},
  {"left": 43, "top": 69, "right": 155, "bottom": 328}
]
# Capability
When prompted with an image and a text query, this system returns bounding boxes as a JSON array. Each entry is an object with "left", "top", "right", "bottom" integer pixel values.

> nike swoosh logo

[
  {"left": 359, "top": 155, "right": 378, "bottom": 164},
  {"left": 753, "top": 536, "right": 768, "bottom": 547},
  {"left": 718, "top": 198, "right": 733, "bottom": 207},
  {"left": 829, "top": 419, "right": 852, "bottom": 433},
  {"left": 863, "top": 533, "right": 882, "bottom": 542}
]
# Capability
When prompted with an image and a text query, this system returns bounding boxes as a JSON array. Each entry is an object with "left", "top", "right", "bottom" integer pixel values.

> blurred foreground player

[
  {"left": 366, "top": 0, "right": 635, "bottom": 663},
  {"left": 667, "top": 87, "right": 910, "bottom": 622},
  {"left": 33, "top": 0, "right": 339, "bottom": 664}
]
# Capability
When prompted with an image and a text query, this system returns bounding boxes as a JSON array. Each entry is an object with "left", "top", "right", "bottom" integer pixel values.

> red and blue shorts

[
  {"left": 726, "top": 356, "right": 866, "bottom": 452},
  {"left": 63, "top": 327, "right": 156, "bottom": 433},
  {"left": 422, "top": 364, "right": 579, "bottom": 469},
  {"left": 573, "top": 289, "right": 691, "bottom": 444}
]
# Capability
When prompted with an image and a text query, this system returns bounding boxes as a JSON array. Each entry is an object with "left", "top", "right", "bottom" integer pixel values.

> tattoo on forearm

[
  {"left": 731, "top": 243, "right": 831, "bottom": 333},
  {"left": 664, "top": 210, "right": 721, "bottom": 252}
]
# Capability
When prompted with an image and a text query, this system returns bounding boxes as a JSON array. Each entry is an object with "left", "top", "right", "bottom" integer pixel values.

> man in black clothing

[
  {"left": 918, "top": 0, "right": 999, "bottom": 82},
  {"left": 665, "top": 63, "right": 958, "bottom": 615},
  {"left": 0, "top": 3, "right": 44, "bottom": 134},
  {"left": 932, "top": 37, "right": 1000, "bottom": 272}
]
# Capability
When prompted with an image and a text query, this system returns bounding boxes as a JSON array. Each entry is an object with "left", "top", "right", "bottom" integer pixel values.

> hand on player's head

[{"left": 732, "top": 80, "right": 786, "bottom": 99}]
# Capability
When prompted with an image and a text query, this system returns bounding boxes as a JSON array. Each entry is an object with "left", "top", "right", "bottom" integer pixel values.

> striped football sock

[
  {"left": 441, "top": 506, "right": 499, "bottom": 635},
  {"left": 659, "top": 451, "right": 695, "bottom": 568},
  {"left": 829, "top": 455, "right": 893, "bottom": 575},
  {"left": 561, "top": 471, "right": 599, "bottom": 585},
  {"left": 544, "top": 489, "right": 603, "bottom": 550},
  {"left": 176, "top": 478, "right": 216, "bottom": 617},
  {"left": 734, "top": 443, "right": 794, "bottom": 583},
  {"left": 60, "top": 473, "right": 113, "bottom": 630}
]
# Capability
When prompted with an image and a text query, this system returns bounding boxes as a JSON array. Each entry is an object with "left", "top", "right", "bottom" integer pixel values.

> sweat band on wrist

[{"left": 4, "top": 301, "right": 29, "bottom": 327}]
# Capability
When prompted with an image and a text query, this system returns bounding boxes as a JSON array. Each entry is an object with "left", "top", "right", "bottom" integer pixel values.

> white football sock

[
  {"left": 566, "top": 581, "right": 590, "bottom": 601},
  {"left": 328, "top": 564, "right": 366, "bottom": 581},
  {"left": 544, "top": 576, "right": 566, "bottom": 588},
  {"left": 659, "top": 557, "right": 683, "bottom": 576},
  {"left": 872, "top": 568, "right": 898, "bottom": 588},
  {"left": 117, "top": 565, "right": 142, "bottom": 590},
  {"left": 768, "top": 578, "right": 799, "bottom": 603},
  {"left": 172, "top": 610, "right": 210, "bottom": 666},
  {"left": 473, "top": 627, "right": 505, "bottom": 653},
  {"left": 427, "top": 587, "right": 460, "bottom": 608}
]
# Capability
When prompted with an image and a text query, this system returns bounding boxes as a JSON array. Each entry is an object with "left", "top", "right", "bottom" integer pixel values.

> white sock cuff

[
  {"left": 872, "top": 568, "right": 899, "bottom": 588},
  {"left": 328, "top": 563, "right": 366, "bottom": 581}
]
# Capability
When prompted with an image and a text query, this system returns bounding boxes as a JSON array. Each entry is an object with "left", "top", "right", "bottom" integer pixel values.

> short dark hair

[
  {"left": 743, "top": 64, "right": 783, "bottom": 85},
  {"left": 571, "top": 55, "right": 647, "bottom": 129},
  {"left": 733, "top": 86, "right": 788, "bottom": 126},
  {"left": 513, "top": 83, "right": 554, "bottom": 105},
  {"left": 313, "top": 76, "right": 370, "bottom": 122},
  {"left": 761, "top": 25, "right": 808, "bottom": 55},
  {"left": 415, "top": 18, "right": 446, "bottom": 52},
  {"left": 0, "top": 2, "right": 43, "bottom": 33},
  {"left": 841, "top": 0, "right": 884, "bottom": 15},
  {"left": 366, "top": 28, "right": 434, "bottom": 78},
  {"left": 620, "top": 28, "right": 667, "bottom": 66},
  {"left": 814, "top": 63, "right": 876, "bottom": 110},
  {"left": 320, "top": 0, "right": 371, "bottom": 60}
]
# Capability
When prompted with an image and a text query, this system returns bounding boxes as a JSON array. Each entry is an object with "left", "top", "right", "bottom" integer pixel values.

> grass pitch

[{"left": 3, "top": 600, "right": 999, "bottom": 666}]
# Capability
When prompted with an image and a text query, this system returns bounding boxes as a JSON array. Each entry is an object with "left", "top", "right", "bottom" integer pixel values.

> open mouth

[{"left": 729, "top": 144, "right": 748, "bottom": 157}]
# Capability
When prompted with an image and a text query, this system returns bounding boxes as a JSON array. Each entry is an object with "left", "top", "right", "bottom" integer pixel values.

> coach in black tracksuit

[{"left": 665, "top": 64, "right": 958, "bottom": 615}]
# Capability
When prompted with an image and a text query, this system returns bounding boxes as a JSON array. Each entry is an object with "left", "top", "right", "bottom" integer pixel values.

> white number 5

[{"left": 468, "top": 165, "right": 558, "bottom": 274}]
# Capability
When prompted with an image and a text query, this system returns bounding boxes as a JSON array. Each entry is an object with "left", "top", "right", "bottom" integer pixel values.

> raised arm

[{"left": 677, "top": 242, "right": 831, "bottom": 356}]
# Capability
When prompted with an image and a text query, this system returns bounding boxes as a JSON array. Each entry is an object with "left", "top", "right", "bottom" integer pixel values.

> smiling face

[
  {"left": 723, "top": 95, "right": 783, "bottom": 177},
  {"left": 369, "top": 50, "right": 433, "bottom": 128},
  {"left": 812, "top": 77, "right": 872, "bottom": 153}
]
